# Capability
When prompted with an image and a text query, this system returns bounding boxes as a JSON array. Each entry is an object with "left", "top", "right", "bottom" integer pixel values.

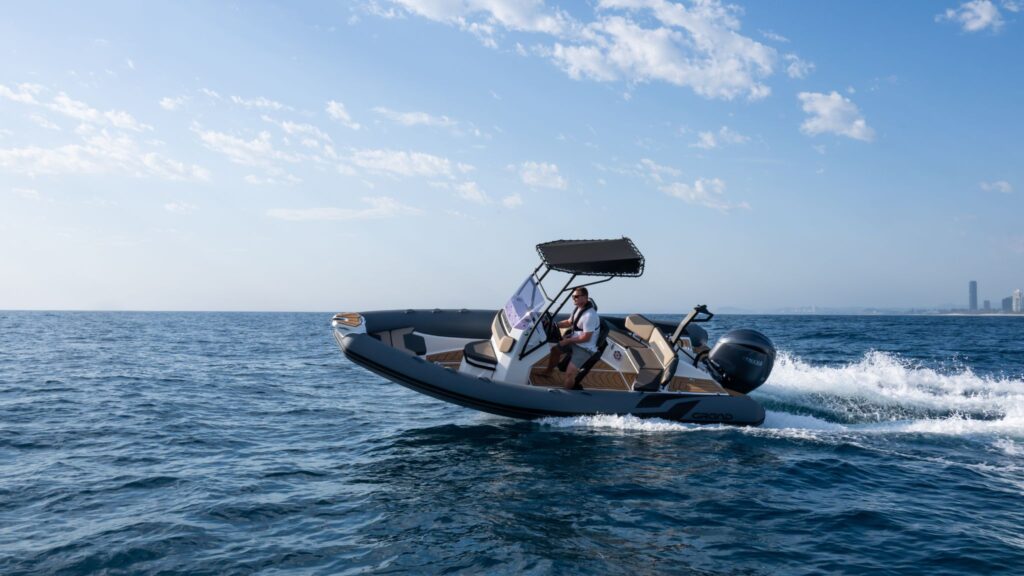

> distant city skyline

[
  {"left": 2, "top": 2, "right": 1022, "bottom": 312},
  {"left": 968, "top": 279, "right": 1023, "bottom": 314}
]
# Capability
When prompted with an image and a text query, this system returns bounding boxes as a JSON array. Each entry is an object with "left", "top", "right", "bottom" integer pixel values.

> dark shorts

[{"left": 557, "top": 342, "right": 593, "bottom": 368}]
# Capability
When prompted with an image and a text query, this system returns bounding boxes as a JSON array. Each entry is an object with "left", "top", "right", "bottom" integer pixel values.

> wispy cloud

[
  {"left": 11, "top": 187, "right": 44, "bottom": 201},
  {"left": 798, "top": 91, "right": 875, "bottom": 142},
  {"left": 230, "top": 95, "right": 290, "bottom": 111},
  {"left": 0, "top": 84, "right": 206, "bottom": 181},
  {"left": 784, "top": 54, "right": 814, "bottom": 79},
  {"left": 164, "top": 202, "right": 198, "bottom": 214},
  {"left": 375, "top": 0, "right": 777, "bottom": 101},
  {"left": 517, "top": 161, "right": 568, "bottom": 189},
  {"left": 660, "top": 177, "right": 749, "bottom": 212},
  {"left": 326, "top": 100, "right": 361, "bottom": 130},
  {"left": 980, "top": 180, "right": 1013, "bottom": 193},
  {"left": 261, "top": 115, "right": 333, "bottom": 149},
  {"left": 371, "top": 106, "right": 487, "bottom": 138},
  {"left": 159, "top": 95, "right": 188, "bottom": 111},
  {"left": 1, "top": 83, "right": 152, "bottom": 131},
  {"left": 936, "top": 1, "right": 1009, "bottom": 32},
  {"left": 689, "top": 126, "right": 749, "bottom": 149},
  {"left": 349, "top": 148, "right": 465, "bottom": 178},
  {"left": 501, "top": 193, "right": 523, "bottom": 208},
  {"left": 372, "top": 106, "right": 457, "bottom": 128},
  {"left": 29, "top": 114, "right": 61, "bottom": 131},
  {"left": 266, "top": 196, "right": 419, "bottom": 221},
  {"left": 192, "top": 124, "right": 302, "bottom": 168},
  {"left": 455, "top": 181, "right": 489, "bottom": 204},
  {"left": 0, "top": 129, "right": 209, "bottom": 181},
  {"left": 638, "top": 158, "right": 682, "bottom": 182},
  {"left": 760, "top": 29, "right": 790, "bottom": 43}
]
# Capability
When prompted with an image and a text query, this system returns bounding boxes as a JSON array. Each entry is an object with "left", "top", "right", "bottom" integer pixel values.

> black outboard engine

[{"left": 705, "top": 329, "right": 775, "bottom": 394}]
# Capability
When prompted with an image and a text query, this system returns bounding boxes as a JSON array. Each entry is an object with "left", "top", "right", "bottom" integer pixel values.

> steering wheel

[{"left": 540, "top": 311, "right": 559, "bottom": 343}]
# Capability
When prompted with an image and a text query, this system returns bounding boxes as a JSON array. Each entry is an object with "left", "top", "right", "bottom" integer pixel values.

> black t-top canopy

[{"left": 536, "top": 238, "right": 645, "bottom": 277}]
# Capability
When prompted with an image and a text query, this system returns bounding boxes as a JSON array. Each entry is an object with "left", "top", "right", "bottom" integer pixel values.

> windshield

[{"left": 503, "top": 275, "right": 546, "bottom": 331}]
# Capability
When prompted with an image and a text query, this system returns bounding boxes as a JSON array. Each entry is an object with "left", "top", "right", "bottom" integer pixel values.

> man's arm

[{"left": 560, "top": 330, "right": 592, "bottom": 346}]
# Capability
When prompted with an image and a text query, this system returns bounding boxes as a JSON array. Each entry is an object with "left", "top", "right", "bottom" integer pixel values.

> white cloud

[
  {"left": 0, "top": 129, "right": 209, "bottom": 181},
  {"left": 375, "top": 0, "right": 777, "bottom": 101},
  {"left": 261, "top": 115, "right": 333, "bottom": 149},
  {"left": 760, "top": 29, "right": 789, "bottom": 43},
  {"left": 371, "top": 106, "right": 486, "bottom": 138},
  {"left": 230, "top": 95, "right": 289, "bottom": 111},
  {"left": 798, "top": 91, "right": 875, "bottom": 142},
  {"left": 159, "top": 96, "right": 188, "bottom": 111},
  {"left": 2, "top": 84, "right": 151, "bottom": 131},
  {"left": 0, "top": 83, "right": 43, "bottom": 104},
  {"left": 266, "top": 196, "right": 419, "bottom": 221},
  {"left": 455, "top": 181, "right": 489, "bottom": 204},
  {"left": 502, "top": 193, "right": 523, "bottom": 208},
  {"left": 387, "top": 0, "right": 575, "bottom": 42},
  {"left": 193, "top": 125, "right": 301, "bottom": 167},
  {"left": 164, "top": 202, "right": 197, "bottom": 214},
  {"left": 980, "top": 180, "right": 1013, "bottom": 193},
  {"left": 784, "top": 54, "right": 814, "bottom": 79},
  {"left": 244, "top": 172, "right": 302, "bottom": 186},
  {"left": 103, "top": 109, "right": 152, "bottom": 132},
  {"left": 372, "top": 106, "right": 457, "bottom": 128},
  {"left": 349, "top": 148, "right": 458, "bottom": 178},
  {"left": 660, "top": 177, "right": 748, "bottom": 212},
  {"left": 48, "top": 93, "right": 102, "bottom": 123},
  {"left": 199, "top": 88, "right": 222, "bottom": 100},
  {"left": 639, "top": 158, "right": 682, "bottom": 182},
  {"left": 937, "top": 1, "right": 1005, "bottom": 32},
  {"left": 11, "top": 187, "right": 42, "bottom": 200},
  {"left": 689, "top": 126, "right": 749, "bottom": 149},
  {"left": 518, "top": 161, "right": 568, "bottom": 189},
  {"left": 326, "top": 100, "right": 361, "bottom": 130},
  {"left": 29, "top": 114, "right": 60, "bottom": 131}
]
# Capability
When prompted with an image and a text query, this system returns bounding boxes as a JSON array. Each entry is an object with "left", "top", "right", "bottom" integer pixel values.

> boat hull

[{"left": 336, "top": 324, "right": 765, "bottom": 426}]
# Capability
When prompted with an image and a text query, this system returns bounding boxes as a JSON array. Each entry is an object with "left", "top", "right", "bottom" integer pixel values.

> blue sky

[{"left": 1, "top": 0, "right": 1022, "bottom": 312}]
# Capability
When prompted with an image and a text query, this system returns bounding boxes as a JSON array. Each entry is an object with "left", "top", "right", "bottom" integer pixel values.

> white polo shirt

[{"left": 570, "top": 307, "right": 600, "bottom": 352}]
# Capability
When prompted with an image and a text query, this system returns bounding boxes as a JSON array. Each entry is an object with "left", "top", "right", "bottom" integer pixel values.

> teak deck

[{"left": 425, "top": 349, "right": 726, "bottom": 394}]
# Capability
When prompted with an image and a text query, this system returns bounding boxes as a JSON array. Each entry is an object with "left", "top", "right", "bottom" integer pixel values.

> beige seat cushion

[
  {"left": 648, "top": 328, "right": 676, "bottom": 367},
  {"left": 624, "top": 314, "right": 655, "bottom": 341},
  {"left": 607, "top": 329, "right": 645, "bottom": 349}
]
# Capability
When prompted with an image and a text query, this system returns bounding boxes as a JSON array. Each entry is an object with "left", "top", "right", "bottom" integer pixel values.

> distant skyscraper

[
  {"left": 969, "top": 281, "right": 978, "bottom": 311},
  {"left": 1003, "top": 296, "right": 1013, "bottom": 313},
  {"left": 984, "top": 300, "right": 991, "bottom": 311},
  {"left": 1014, "top": 289, "right": 1022, "bottom": 313}
]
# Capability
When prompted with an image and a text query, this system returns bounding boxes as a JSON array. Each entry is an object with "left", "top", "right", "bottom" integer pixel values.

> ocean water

[{"left": 1, "top": 312, "right": 1023, "bottom": 575}]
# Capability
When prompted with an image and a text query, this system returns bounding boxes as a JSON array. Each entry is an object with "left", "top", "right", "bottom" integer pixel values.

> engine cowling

[{"left": 707, "top": 329, "right": 775, "bottom": 394}]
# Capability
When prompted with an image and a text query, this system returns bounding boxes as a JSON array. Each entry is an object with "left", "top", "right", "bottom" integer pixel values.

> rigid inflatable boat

[{"left": 332, "top": 238, "right": 775, "bottom": 425}]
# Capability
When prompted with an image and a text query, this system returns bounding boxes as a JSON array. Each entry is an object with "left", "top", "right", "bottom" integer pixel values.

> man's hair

[{"left": 574, "top": 286, "right": 589, "bottom": 297}]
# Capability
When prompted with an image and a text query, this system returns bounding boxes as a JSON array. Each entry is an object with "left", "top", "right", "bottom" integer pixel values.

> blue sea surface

[{"left": 1, "top": 312, "right": 1023, "bottom": 574}]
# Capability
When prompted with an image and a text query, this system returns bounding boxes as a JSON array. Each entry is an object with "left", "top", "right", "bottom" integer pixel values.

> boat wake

[{"left": 538, "top": 351, "right": 1024, "bottom": 445}]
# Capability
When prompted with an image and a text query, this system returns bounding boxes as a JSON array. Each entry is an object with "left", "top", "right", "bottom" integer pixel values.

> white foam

[
  {"left": 755, "top": 351, "right": 1024, "bottom": 438},
  {"left": 539, "top": 351, "right": 1024, "bottom": 442},
  {"left": 993, "top": 438, "right": 1024, "bottom": 457},
  {"left": 537, "top": 414, "right": 709, "bottom": 433}
]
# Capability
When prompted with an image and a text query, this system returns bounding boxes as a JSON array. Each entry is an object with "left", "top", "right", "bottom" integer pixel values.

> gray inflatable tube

[{"left": 336, "top": 309, "right": 765, "bottom": 426}]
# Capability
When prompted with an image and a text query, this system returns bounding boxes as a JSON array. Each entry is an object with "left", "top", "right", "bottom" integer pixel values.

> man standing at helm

[{"left": 543, "top": 286, "right": 600, "bottom": 389}]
